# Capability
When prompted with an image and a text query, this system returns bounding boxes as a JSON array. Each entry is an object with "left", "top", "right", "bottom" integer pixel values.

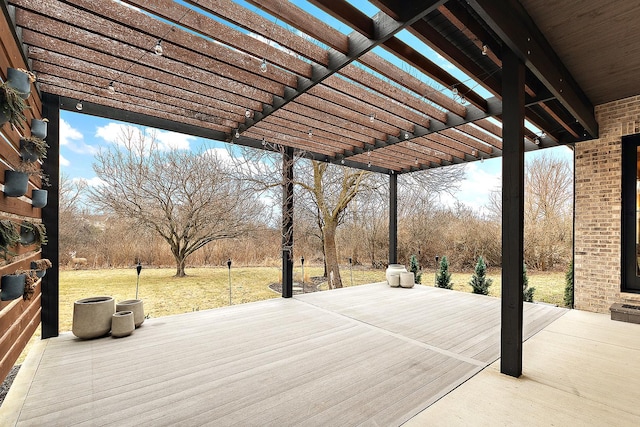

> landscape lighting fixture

[
  {"left": 234, "top": 129, "right": 240, "bottom": 139},
  {"left": 368, "top": 161, "right": 371, "bottom": 168},
  {"left": 154, "top": 40, "right": 163, "bottom": 56},
  {"left": 261, "top": 138, "right": 266, "bottom": 146},
  {"left": 245, "top": 109, "right": 251, "bottom": 118},
  {"left": 107, "top": 81, "right": 115, "bottom": 94},
  {"left": 260, "top": 58, "right": 268, "bottom": 73},
  {"left": 308, "top": 129, "right": 313, "bottom": 137},
  {"left": 369, "top": 113, "right": 375, "bottom": 123}
]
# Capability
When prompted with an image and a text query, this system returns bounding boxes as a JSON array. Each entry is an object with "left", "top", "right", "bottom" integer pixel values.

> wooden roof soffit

[{"left": 467, "top": 0, "right": 597, "bottom": 138}]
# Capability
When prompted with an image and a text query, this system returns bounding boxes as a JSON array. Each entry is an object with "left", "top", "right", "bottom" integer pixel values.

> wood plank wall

[{"left": 0, "top": 8, "right": 46, "bottom": 384}]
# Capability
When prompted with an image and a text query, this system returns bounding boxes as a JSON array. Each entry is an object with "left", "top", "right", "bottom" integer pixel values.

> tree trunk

[
  {"left": 323, "top": 219, "right": 343, "bottom": 288},
  {"left": 173, "top": 252, "right": 187, "bottom": 277}
]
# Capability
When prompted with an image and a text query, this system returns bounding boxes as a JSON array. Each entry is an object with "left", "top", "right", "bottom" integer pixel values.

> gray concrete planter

[
  {"left": 7, "top": 68, "right": 31, "bottom": 99},
  {"left": 1, "top": 273, "right": 25, "bottom": 301},
  {"left": 31, "top": 189, "right": 47, "bottom": 208},
  {"left": 3, "top": 170, "right": 29, "bottom": 197},
  {"left": 30, "top": 118, "right": 47, "bottom": 139},
  {"left": 117, "top": 299, "right": 144, "bottom": 328},
  {"left": 111, "top": 311, "right": 135, "bottom": 338},
  {"left": 72, "top": 296, "right": 115, "bottom": 339}
]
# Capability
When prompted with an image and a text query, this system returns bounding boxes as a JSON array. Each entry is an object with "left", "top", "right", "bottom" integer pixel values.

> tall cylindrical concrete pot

[
  {"left": 117, "top": 299, "right": 144, "bottom": 328},
  {"left": 385, "top": 264, "right": 407, "bottom": 286},
  {"left": 73, "top": 296, "right": 115, "bottom": 339},
  {"left": 111, "top": 311, "right": 135, "bottom": 338}
]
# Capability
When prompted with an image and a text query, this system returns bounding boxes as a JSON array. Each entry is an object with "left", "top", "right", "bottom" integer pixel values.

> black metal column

[
  {"left": 389, "top": 173, "right": 398, "bottom": 264},
  {"left": 501, "top": 48, "right": 525, "bottom": 377},
  {"left": 41, "top": 93, "right": 60, "bottom": 339},
  {"left": 282, "top": 147, "right": 294, "bottom": 298}
]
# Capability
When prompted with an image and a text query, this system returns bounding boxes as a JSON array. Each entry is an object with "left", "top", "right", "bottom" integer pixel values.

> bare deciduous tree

[{"left": 91, "top": 128, "right": 259, "bottom": 277}]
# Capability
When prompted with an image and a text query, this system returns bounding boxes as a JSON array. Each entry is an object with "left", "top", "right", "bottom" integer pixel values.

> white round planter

[
  {"left": 385, "top": 264, "right": 407, "bottom": 286},
  {"left": 400, "top": 272, "right": 415, "bottom": 288},
  {"left": 117, "top": 299, "right": 144, "bottom": 328},
  {"left": 72, "top": 296, "right": 115, "bottom": 339},
  {"left": 111, "top": 311, "right": 135, "bottom": 338}
]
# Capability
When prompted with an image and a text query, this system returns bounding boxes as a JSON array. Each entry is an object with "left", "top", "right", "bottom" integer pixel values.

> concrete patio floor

[{"left": 2, "top": 282, "right": 633, "bottom": 426}]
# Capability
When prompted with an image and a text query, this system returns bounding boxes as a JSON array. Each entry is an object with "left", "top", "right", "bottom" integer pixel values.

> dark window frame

[{"left": 621, "top": 134, "right": 640, "bottom": 292}]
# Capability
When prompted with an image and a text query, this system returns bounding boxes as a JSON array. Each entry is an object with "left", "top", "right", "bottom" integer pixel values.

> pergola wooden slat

[{"left": 8, "top": 0, "right": 591, "bottom": 173}]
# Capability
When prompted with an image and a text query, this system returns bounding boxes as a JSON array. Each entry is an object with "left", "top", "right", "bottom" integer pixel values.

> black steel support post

[
  {"left": 41, "top": 93, "right": 60, "bottom": 339},
  {"left": 501, "top": 49, "right": 525, "bottom": 377},
  {"left": 389, "top": 173, "right": 398, "bottom": 264},
  {"left": 282, "top": 147, "right": 294, "bottom": 298}
]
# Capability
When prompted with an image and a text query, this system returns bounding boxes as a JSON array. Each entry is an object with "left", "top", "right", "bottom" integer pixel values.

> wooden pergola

[{"left": 6, "top": 0, "right": 640, "bottom": 378}]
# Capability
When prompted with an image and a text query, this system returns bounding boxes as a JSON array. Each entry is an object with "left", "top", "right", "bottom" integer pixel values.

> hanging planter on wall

[
  {"left": 20, "top": 137, "right": 48, "bottom": 162},
  {"left": 20, "top": 220, "right": 46, "bottom": 247},
  {"left": 1, "top": 273, "right": 26, "bottom": 301},
  {"left": 0, "top": 219, "right": 19, "bottom": 259},
  {"left": 31, "top": 258, "right": 52, "bottom": 278},
  {"left": 30, "top": 118, "right": 47, "bottom": 139},
  {"left": 3, "top": 170, "right": 29, "bottom": 197},
  {"left": 31, "top": 189, "right": 48, "bottom": 208},
  {"left": 6, "top": 68, "right": 33, "bottom": 99}
]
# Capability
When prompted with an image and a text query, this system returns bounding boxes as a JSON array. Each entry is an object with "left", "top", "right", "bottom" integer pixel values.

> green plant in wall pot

[
  {"left": 0, "top": 219, "right": 20, "bottom": 258},
  {"left": 31, "top": 258, "right": 52, "bottom": 278},
  {"left": 0, "top": 68, "right": 34, "bottom": 130},
  {"left": 20, "top": 136, "right": 49, "bottom": 162},
  {"left": 20, "top": 220, "right": 47, "bottom": 247}
]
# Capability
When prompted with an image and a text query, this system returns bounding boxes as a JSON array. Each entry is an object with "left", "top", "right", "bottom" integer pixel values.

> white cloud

[
  {"left": 59, "top": 154, "right": 70, "bottom": 167},
  {"left": 74, "top": 176, "right": 106, "bottom": 188},
  {"left": 440, "top": 162, "right": 501, "bottom": 214},
  {"left": 95, "top": 122, "right": 194, "bottom": 151},
  {"left": 60, "top": 118, "right": 98, "bottom": 155},
  {"left": 60, "top": 118, "right": 83, "bottom": 147},
  {"left": 152, "top": 129, "right": 193, "bottom": 151}
]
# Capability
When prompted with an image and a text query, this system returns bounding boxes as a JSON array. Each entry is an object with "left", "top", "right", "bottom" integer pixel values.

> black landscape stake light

[
  {"left": 301, "top": 256, "right": 305, "bottom": 293},
  {"left": 348, "top": 257, "right": 353, "bottom": 286},
  {"left": 135, "top": 261, "right": 142, "bottom": 300},
  {"left": 227, "top": 258, "right": 232, "bottom": 305},
  {"left": 434, "top": 255, "right": 439, "bottom": 286}
]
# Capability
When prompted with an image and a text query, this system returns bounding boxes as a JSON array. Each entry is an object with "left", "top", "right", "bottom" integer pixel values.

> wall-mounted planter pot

[
  {"left": 1, "top": 273, "right": 25, "bottom": 301},
  {"left": 20, "top": 138, "right": 39, "bottom": 162},
  {"left": 6, "top": 68, "right": 31, "bottom": 100},
  {"left": 19, "top": 223, "right": 35, "bottom": 245},
  {"left": 30, "top": 118, "right": 47, "bottom": 139},
  {"left": 31, "top": 261, "right": 47, "bottom": 278},
  {"left": 72, "top": 296, "right": 115, "bottom": 339},
  {"left": 3, "top": 170, "right": 29, "bottom": 197},
  {"left": 117, "top": 299, "right": 144, "bottom": 328},
  {"left": 31, "top": 189, "right": 47, "bottom": 208},
  {"left": 0, "top": 108, "right": 9, "bottom": 126}
]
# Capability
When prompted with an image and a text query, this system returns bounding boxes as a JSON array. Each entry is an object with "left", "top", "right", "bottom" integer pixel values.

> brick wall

[{"left": 575, "top": 94, "right": 640, "bottom": 312}]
